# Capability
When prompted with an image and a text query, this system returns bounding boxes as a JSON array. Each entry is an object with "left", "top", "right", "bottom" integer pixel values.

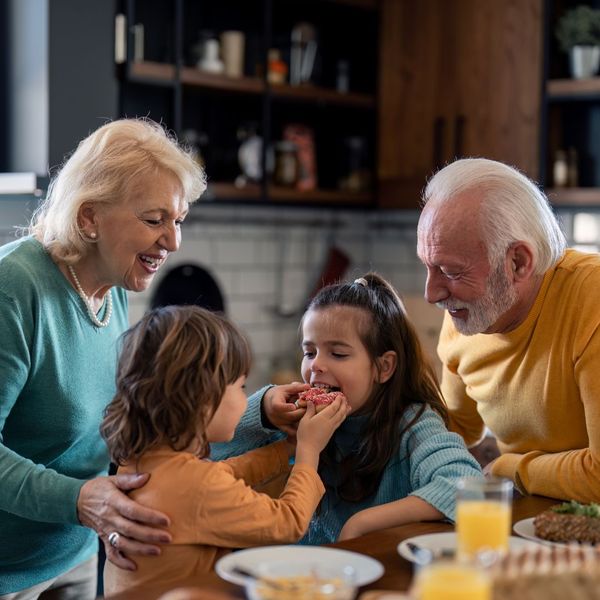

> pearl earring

[{"left": 89, "top": 232, "right": 97, "bottom": 239}]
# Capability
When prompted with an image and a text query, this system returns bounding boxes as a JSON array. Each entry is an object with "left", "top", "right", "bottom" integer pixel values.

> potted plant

[{"left": 556, "top": 5, "right": 600, "bottom": 78}]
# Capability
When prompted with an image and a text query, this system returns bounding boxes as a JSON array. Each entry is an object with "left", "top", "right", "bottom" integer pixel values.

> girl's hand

[
  {"left": 338, "top": 513, "right": 366, "bottom": 541},
  {"left": 295, "top": 394, "right": 350, "bottom": 468},
  {"left": 262, "top": 382, "right": 310, "bottom": 436},
  {"left": 482, "top": 457, "right": 497, "bottom": 476},
  {"left": 77, "top": 473, "right": 172, "bottom": 571}
]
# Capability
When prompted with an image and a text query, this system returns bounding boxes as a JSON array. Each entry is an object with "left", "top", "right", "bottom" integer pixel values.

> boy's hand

[
  {"left": 296, "top": 394, "right": 350, "bottom": 459},
  {"left": 262, "top": 382, "right": 309, "bottom": 436}
]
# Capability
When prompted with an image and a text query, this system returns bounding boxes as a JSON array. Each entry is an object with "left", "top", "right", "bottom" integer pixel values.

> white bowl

[{"left": 245, "top": 560, "right": 357, "bottom": 600}]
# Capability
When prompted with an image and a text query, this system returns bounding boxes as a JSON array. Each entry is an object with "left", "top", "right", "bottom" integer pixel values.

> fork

[{"left": 405, "top": 542, "right": 455, "bottom": 565}]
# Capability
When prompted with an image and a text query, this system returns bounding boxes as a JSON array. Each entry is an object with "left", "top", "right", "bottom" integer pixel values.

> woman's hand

[
  {"left": 77, "top": 473, "right": 172, "bottom": 570},
  {"left": 262, "top": 382, "right": 310, "bottom": 437}
]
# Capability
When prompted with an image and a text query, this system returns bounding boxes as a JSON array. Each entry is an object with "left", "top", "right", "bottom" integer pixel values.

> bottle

[
  {"left": 274, "top": 141, "right": 298, "bottom": 187},
  {"left": 267, "top": 49, "right": 288, "bottom": 85},
  {"left": 553, "top": 150, "right": 568, "bottom": 187},
  {"left": 567, "top": 147, "right": 579, "bottom": 187},
  {"left": 336, "top": 60, "right": 350, "bottom": 93}
]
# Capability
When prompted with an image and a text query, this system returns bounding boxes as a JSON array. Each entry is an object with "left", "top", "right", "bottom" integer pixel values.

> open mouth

[
  {"left": 311, "top": 383, "right": 341, "bottom": 393},
  {"left": 138, "top": 254, "right": 165, "bottom": 272}
]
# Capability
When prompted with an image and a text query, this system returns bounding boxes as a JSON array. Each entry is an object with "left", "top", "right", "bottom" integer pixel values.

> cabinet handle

[
  {"left": 454, "top": 115, "right": 466, "bottom": 159},
  {"left": 433, "top": 117, "right": 445, "bottom": 170}
]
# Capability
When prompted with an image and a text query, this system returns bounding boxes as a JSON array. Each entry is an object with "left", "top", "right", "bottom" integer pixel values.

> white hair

[
  {"left": 422, "top": 158, "right": 567, "bottom": 274},
  {"left": 30, "top": 118, "right": 206, "bottom": 263}
]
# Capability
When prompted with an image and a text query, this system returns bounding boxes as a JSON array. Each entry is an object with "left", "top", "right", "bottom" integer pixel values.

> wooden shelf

[
  {"left": 128, "top": 61, "right": 176, "bottom": 85},
  {"left": 322, "top": 0, "right": 378, "bottom": 10},
  {"left": 128, "top": 62, "right": 374, "bottom": 107},
  {"left": 268, "top": 185, "right": 373, "bottom": 204},
  {"left": 546, "top": 187, "right": 600, "bottom": 206},
  {"left": 206, "top": 182, "right": 262, "bottom": 200},
  {"left": 547, "top": 77, "right": 600, "bottom": 100},
  {"left": 181, "top": 68, "right": 264, "bottom": 94},
  {"left": 271, "top": 83, "right": 375, "bottom": 109},
  {"left": 206, "top": 182, "right": 373, "bottom": 204}
]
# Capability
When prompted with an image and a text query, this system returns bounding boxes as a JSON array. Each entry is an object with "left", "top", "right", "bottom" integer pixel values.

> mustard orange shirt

[
  {"left": 103, "top": 440, "right": 324, "bottom": 596},
  {"left": 438, "top": 249, "right": 600, "bottom": 502}
]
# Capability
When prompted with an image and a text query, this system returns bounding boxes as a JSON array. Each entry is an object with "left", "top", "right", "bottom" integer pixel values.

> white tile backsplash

[
  {"left": 2, "top": 201, "right": 589, "bottom": 395},
  {"left": 118, "top": 205, "right": 429, "bottom": 390}
]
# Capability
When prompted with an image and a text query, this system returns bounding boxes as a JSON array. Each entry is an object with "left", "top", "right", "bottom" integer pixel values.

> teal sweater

[
  {"left": 0, "top": 237, "right": 129, "bottom": 594},
  {"left": 212, "top": 394, "right": 483, "bottom": 544}
]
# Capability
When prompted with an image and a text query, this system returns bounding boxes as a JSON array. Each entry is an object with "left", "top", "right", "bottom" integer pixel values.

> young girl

[
  {"left": 100, "top": 305, "right": 349, "bottom": 596},
  {"left": 215, "top": 272, "right": 482, "bottom": 543}
]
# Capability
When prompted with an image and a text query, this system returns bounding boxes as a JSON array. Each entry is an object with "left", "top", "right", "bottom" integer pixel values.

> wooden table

[{"left": 107, "top": 495, "right": 557, "bottom": 600}]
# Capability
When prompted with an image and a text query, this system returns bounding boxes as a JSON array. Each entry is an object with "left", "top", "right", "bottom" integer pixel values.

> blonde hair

[
  {"left": 423, "top": 158, "right": 567, "bottom": 274},
  {"left": 101, "top": 306, "right": 251, "bottom": 465},
  {"left": 29, "top": 118, "right": 206, "bottom": 263}
]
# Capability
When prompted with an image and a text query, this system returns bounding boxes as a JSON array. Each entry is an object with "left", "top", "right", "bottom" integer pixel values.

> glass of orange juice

[
  {"left": 415, "top": 560, "right": 491, "bottom": 600},
  {"left": 455, "top": 476, "right": 513, "bottom": 561}
]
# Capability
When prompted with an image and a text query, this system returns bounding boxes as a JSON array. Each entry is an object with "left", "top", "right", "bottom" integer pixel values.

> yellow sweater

[
  {"left": 438, "top": 249, "right": 600, "bottom": 502},
  {"left": 103, "top": 440, "right": 323, "bottom": 596}
]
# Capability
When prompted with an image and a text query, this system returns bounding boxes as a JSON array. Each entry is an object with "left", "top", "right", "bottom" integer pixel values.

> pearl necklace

[{"left": 67, "top": 265, "right": 113, "bottom": 328}]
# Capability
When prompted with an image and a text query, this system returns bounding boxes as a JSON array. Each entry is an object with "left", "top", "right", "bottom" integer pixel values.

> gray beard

[{"left": 437, "top": 262, "right": 518, "bottom": 336}]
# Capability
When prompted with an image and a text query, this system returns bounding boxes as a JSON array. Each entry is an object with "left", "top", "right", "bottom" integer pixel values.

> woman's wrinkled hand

[
  {"left": 262, "top": 382, "right": 310, "bottom": 437},
  {"left": 77, "top": 473, "right": 172, "bottom": 570}
]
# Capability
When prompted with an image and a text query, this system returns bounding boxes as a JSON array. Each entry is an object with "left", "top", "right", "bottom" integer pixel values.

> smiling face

[
  {"left": 301, "top": 306, "right": 380, "bottom": 413},
  {"left": 417, "top": 192, "right": 518, "bottom": 335},
  {"left": 205, "top": 376, "right": 248, "bottom": 443},
  {"left": 80, "top": 170, "right": 188, "bottom": 294}
]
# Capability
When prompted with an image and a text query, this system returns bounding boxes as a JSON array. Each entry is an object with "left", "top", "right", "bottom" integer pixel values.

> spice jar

[
  {"left": 267, "top": 49, "right": 288, "bottom": 85},
  {"left": 274, "top": 141, "right": 298, "bottom": 187},
  {"left": 553, "top": 150, "right": 568, "bottom": 187}
]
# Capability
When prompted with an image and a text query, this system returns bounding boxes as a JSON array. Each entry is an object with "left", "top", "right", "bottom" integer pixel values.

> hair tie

[{"left": 354, "top": 277, "right": 368, "bottom": 287}]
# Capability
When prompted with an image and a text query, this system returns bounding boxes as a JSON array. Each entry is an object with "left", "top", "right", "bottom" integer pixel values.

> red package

[{"left": 283, "top": 124, "right": 317, "bottom": 191}]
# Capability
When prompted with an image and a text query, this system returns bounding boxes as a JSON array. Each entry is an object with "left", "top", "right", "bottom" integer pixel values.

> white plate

[
  {"left": 215, "top": 545, "right": 384, "bottom": 586},
  {"left": 513, "top": 517, "right": 570, "bottom": 547},
  {"left": 397, "top": 532, "right": 540, "bottom": 563}
]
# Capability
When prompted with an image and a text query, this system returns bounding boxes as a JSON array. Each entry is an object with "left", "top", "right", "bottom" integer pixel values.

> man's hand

[
  {"left": 263, "top": 382, "right": 310, "bottom": 436},
  {"left": 77, "top": 473, "right": 172, "bottom": 571}
]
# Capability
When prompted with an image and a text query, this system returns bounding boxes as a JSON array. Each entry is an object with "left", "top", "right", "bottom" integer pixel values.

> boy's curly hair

[{"left": 101, "top": 305, "right": 251, "bottom": 464}]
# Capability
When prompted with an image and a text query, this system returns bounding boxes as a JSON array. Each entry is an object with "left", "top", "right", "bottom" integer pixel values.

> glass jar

[{"left": 274, "top": 141, "right": 298, "bottom": 187}]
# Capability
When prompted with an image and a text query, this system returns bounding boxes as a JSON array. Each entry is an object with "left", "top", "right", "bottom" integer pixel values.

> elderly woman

[{"left": 0, "top": 119, "right": 206, "bottom": 599}]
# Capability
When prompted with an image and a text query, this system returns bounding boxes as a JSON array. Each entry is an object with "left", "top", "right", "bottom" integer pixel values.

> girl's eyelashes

[{"left": 302, "top": 350, "right": 348, "bottom": 359}]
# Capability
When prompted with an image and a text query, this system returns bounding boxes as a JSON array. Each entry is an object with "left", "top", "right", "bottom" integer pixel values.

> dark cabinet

[
  {"left": 543, "top": 0, "right": 600, "bottom": 206},
  {"left": 117, "top": 0, "right": 378, "bottom": 206}
]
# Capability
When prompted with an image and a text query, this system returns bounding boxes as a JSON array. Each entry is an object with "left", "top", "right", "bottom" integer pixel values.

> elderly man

[{"left": 417, "top": 157, "right": 600, "bottom": 503}]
